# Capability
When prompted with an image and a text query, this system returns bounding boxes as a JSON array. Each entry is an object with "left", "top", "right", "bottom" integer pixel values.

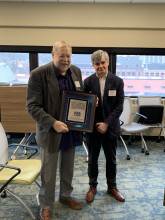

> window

[
  {"left": 0, "top": 52, "right": 29, "bottom": 84},
  {"left": 72, "top": 54, "right": 93, "bottom": 80},
  {"left": 116, "top": 55, "right": 165, "bottom": 97},
  {"left": 38, "top": 53, "right": 93, "bottom": 81},
  {"left": 38, "top": 53, "right": 52, "bottom": 66},
  {"left": 1, "top": 46, "right": 165, "bottom": 98}
]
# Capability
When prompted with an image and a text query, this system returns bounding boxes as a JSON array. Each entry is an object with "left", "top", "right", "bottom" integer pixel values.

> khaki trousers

[{"left": 39, "top": 146, "right": 75, "bottom": 209}]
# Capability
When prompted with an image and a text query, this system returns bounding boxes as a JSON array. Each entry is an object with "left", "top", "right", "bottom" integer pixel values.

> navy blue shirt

[{"left": 54, "top": 66, "right": 82, "bottom": 150}]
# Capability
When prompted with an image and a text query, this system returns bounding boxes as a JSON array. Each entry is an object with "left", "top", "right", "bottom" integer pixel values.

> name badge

[
  {"left": 75, "top": 81, "right": 80, "bottom": 88},
  {"left": 108, "top": 90, "right": 116, "bottom": 96}
]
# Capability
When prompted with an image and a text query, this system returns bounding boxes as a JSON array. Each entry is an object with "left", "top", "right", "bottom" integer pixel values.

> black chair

[{"left": 138, "top": 96, "right": 165, "bottom": 143}]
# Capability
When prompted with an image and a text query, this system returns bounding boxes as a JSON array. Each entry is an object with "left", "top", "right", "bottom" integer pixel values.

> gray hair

[
  {"left": 52, "top": 41, "right": 72, "bottom": 53},
  {"left": 91, "top": 50, "right": 109, "bottom": 64}
]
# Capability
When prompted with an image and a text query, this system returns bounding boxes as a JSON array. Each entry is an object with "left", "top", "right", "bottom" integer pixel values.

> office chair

[
  {"left": 120, "top": 97, "right": 149, "bottom": 160},
  {"left": 137, "top": 96, "right": 165, "bottom": 143},
  {"left": 0, "top": 109, "right": 41, "bottom": 220}
]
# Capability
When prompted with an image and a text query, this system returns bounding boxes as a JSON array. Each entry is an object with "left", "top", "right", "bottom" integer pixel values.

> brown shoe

[
  {"left": 107, "top": 188, "right": 125, "bottom": 202},
  {"left": 59, "top": 197, "right": 82, "bottom": 210},
  {"left": 40, "top": 209, "right": 51, "bottom": 220},
  {"left": 86, "top": 187, "right": 97, "bottom": 203}
]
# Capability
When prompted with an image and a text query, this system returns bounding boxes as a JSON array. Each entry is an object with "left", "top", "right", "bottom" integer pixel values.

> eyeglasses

[{"left": 54, "top": 52, "right": 71, "bottom": 60}]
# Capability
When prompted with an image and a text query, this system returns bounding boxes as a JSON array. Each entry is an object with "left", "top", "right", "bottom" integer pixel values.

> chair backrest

[
  {"left": 138, "top": 96, "right": 164, "bottom": 124},
  {"left": 0, "top": 107, "right": 8, "bottom": 166},
  {"left": 120, "top": 97, "right": 132, "bottom": 125},
  {"left": 138, "top": 105, "right": 164, "bottom": 124},
  {"left": 138, "top": 96, "right": 161, "bottom": 105}
]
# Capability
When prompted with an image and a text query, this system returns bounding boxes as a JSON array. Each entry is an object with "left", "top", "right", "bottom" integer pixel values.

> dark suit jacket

[
  {"left": 26, "top": 61, "right": 83, "bottom": 152},
  {"left": 84, "top": 71, "right": 124, "bottom": 139}
]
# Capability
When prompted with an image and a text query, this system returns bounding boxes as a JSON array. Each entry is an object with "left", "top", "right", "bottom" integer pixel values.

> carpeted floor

[{"left": 0, "top": 136, "right": 165, "bottom": 220}]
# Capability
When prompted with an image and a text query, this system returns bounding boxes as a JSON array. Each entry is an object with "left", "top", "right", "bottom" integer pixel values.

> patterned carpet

[{"left": 0, "top": 136, "right": 165, "bottom": 220}]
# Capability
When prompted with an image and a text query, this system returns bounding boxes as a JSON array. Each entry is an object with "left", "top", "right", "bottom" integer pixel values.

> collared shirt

[
  {"left": 54, "top": 66, "right": 74, "bottom": 96},
  {"left": 54, "top": 65, "right": 82, "bottom": 150},
  {"left": 96, "top": 73, "right": 107, "bottom": 102}
]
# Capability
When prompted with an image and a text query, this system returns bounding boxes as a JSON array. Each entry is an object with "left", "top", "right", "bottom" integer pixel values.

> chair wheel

[
  {"left": 141, "top": 149, "right": 145, "bottom": 153},
  {"left": 145, "top": 151, "right": 149, "bottom": 155},
  {"left": 128, "top": 141, "right": 132, "bottom": 145},
  {"left": 126, "top": 155, "right": 130, "bottom": 160},
  {"left": 1, "top": 190, "right": 7, "bottom": 198}
]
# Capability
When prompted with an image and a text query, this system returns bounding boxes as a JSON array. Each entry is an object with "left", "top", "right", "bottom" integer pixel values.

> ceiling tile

[
  {"left": 58, "top": 0, "right": 93, "bottom": 2},
  {"left": 23, "top": 0, "right": 57, "bottom": 1},
  {"left": 132, "top": 0, "right": 165, "bottom": 2},
  {"left": 0, "top": 0, "right": 165, "bottom": 3},
  {"left": 0, "top": 0, "right": 21, "bottom": 1},
  {"left": 95, "top": 0, "right": 130, "bottom": 2}
]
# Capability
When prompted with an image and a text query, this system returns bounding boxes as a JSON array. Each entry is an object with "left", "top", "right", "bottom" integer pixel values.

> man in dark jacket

[
  {"left": 26, "top": 41, "right": 83, "bottom": 220},
  {"left": 84, "top": 50, "right": 125, "bottom": 203}
]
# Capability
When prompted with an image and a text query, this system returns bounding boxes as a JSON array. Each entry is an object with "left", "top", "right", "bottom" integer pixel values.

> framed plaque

[{"left": 59, "top": 90, "right": 97, "bottom": 132}]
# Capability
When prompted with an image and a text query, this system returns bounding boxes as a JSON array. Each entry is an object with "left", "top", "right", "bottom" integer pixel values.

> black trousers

[{"left": 86, "top": 131, "right": 117, "bottom": 189}]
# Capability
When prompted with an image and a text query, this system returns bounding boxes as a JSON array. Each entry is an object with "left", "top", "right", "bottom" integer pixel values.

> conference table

[
  {"left": 0, "top": 85, "right": 36, "bottom": 149},
  {"left": 0, "top": 85, "right": 36, "bottom": 133}
]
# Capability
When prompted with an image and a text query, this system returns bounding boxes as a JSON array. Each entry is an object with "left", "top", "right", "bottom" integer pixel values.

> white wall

[{"left": 0, "top": 2, "right": 165, "bottom": 47}]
